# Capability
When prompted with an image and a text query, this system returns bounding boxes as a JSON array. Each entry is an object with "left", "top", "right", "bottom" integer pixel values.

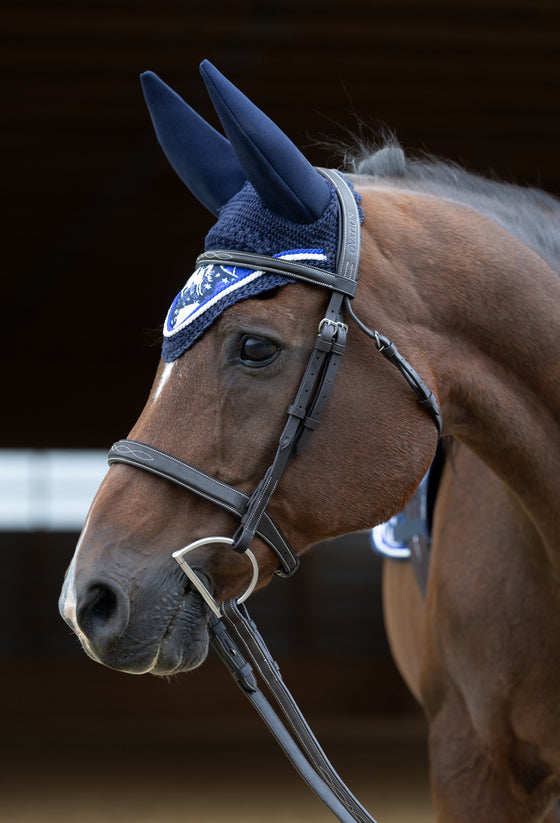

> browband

[{"left": 196, "top": 249, "right": 358, "bottom": 297}]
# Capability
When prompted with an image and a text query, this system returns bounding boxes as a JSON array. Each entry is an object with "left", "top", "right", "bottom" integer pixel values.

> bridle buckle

[{"left": 318, "top": 317, "right": 348, "bottom": 335}]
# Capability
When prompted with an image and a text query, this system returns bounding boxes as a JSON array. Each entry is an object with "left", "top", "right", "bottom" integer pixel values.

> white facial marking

[
  {"left": 59, "top": 510, "right": 103, "bottom": 663},
  {"left": 153, "top": 361, "right": 175, "bottom": 404}
]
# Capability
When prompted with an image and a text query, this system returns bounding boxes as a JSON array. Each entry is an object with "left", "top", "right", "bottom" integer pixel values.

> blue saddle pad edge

[{"left": 370, "top": 471, "right": 430, "bottom": 561}]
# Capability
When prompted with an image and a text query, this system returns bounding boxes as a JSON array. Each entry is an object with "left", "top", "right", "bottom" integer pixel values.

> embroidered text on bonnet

[{"left": 162, "top": 179, "right": 363, "bottom": 362}]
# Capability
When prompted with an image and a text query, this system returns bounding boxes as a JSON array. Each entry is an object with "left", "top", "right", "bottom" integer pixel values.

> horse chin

[{"left": 149, "top": 589, "right": 211, "bottom": 676}]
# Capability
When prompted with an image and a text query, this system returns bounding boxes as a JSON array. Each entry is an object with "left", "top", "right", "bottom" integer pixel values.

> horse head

[{"left": 59, "top": 62, "right": 438, "bottom": 675}]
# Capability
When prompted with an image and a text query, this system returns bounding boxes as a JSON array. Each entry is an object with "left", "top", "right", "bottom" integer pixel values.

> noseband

[{"left": 107, "top": 169, "right": 441, "bottom": 823}]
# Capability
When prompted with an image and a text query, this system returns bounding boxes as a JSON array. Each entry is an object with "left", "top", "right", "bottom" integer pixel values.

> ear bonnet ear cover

[
  {"left": 199, "top": 59, "right": 332, "bottom": 223},
  {"left": 140, "top": 71, "right": 246, "bottom": 215}
]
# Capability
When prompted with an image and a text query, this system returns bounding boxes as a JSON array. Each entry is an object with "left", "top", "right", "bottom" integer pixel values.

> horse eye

[{"left": 239, "top": 336, "right": 279, "bottom": 365}]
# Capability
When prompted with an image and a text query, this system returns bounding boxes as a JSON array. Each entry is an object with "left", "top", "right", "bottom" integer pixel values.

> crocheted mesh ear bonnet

[
  {"left": 162, "top": 180, "right": 362, "bottom": 362},
  {"left": 140, "top": 62, "right": 363, "bottom": 363}
]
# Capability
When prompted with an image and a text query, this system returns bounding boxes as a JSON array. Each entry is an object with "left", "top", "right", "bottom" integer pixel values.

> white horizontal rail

[{"left": 0, "top": 450, "right": 108, "bottom": 531}]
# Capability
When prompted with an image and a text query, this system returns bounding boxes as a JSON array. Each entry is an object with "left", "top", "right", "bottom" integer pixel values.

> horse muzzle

[{"left": 59, "top": 565, "right": 211, "bottom": 675}]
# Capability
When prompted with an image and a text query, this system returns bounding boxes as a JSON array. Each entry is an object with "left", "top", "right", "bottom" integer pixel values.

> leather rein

[{"left": 108, "top": 169, "right": 441, "bottom": 822}]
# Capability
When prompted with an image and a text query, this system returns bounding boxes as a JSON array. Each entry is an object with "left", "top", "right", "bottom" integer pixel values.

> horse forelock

[{"left": 349, "top": 139, "right": 560, "bottom": 273}]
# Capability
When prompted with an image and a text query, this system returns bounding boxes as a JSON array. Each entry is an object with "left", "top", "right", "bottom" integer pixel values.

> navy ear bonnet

[{"left": 141, "top": 62, "right": 363, "bottom": 363}]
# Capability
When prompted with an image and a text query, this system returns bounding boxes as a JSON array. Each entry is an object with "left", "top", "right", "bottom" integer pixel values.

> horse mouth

[{"left": 149, "top": 579, "right": 212, "bottom": 675}]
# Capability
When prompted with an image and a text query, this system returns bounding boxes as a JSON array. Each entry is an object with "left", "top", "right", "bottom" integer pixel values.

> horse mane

[{"left": 348, "top": 141, "right": 560, "bottom": 273}]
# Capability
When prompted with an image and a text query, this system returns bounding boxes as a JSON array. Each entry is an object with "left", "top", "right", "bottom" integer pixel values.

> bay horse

[{"left": 59, "top": 61, "right": 560, "bottom": 822}]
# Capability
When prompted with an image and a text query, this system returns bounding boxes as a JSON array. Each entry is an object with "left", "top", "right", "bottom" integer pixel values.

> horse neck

[{"left": 361, "top": 188, "right": 560, "bottom": 555}]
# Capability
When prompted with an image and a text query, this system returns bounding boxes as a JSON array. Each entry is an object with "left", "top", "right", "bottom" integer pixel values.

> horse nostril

[
  {"left": 76, "top": 580, "right": 130, "bottom": 644},
  {"left": 85, "top": 585, "right": 116, "bottom": 623}
]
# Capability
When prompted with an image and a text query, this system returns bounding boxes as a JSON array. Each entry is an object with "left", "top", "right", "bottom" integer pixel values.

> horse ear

[
  {"left": 140, "top": 71, "right": 246, "bottom": 216},
  {"left": 199, "top": 60, "right": 331, "bottom": 224}
]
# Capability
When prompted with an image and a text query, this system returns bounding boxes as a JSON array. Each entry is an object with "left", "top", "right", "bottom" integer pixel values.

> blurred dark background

[
  {"left": 2, "top": 1, "right": 559, "bottom": 820},
  {"left": 5, "top": 0, "right": 560, "bottom": 449}
]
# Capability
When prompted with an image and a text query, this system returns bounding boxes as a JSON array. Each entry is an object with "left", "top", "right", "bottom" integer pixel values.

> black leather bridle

[{"left": 107, "top": 169, "right": 441, "bottom": 822}]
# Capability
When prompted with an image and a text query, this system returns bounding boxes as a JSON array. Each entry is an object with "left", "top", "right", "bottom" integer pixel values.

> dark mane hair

[{"left": 348, "top": 141, "right": 560, "bottom": 272}]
